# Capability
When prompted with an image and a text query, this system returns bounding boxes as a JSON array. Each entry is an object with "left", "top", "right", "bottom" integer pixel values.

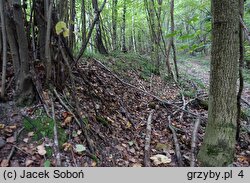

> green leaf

[
  {"left": 44, "top": 160, "right": 51, "bottom": 167},
  {"left": 75, "top": 144, "right": 86, "bottom": 153},
  {"left": 55, "top": 21, "right": 69, "bottom": 37}
]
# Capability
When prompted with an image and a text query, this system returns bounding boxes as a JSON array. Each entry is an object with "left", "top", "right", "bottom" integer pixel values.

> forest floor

[{"left": 0, "top": 53, "right": 250, "bottom": 167}]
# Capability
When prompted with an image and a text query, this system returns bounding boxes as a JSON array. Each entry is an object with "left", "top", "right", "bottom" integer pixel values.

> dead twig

[
  {"left": 93, "top": 58, "right": 202, "bottom": 119},
  {"left": 144, "top": 110, "right": 154, "bottom": 167},
  {"left": 167, "top": 116, "right": 183, "bottom": 166},
  {"left": 7, "top": 127, "right": 25, "bottom": 163},
  {"left": 190, "top": 117, "right": 201, "bottom": 167},
  {"left": 53, "top": 88, "right": 95, "bottom": 154},
  {"left": 51, "top": 99, "right": 61, "bottom": 167}
]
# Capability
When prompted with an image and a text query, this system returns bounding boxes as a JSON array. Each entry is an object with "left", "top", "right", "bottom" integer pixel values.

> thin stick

[
  {"left": 93, "top": 58, "right": 202, "bottom": 118},
  {"left": 51, "top": 99, "right": 61, "bottom": 167},
  {"left": 190, "top": 117, "right": 201, "bottom": 167},
  {"left": 53, "top": 88, "right": 94, "bottom": 153},
  {"left": 144, "top": 110, "right": 154, "bottom": 167},
  {"left": 167, "top": 116, "right": 183, "bottom": 166},
  {"left": 7, "top": 128, "right": 25, "bottom": 162}
]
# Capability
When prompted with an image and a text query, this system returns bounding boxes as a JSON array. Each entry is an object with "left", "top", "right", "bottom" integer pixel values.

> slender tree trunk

[
  {"left": 69, "top": 0, "right": 76, "bottom": 52},
  {"left": 45, "top": 0, "right": 53, "bottom": 85},
  {"left": 5, "top": 10, "right": 20, "bottom": 89},
  {"left": 92, "top": 0, "right": 108, "bottom": 55},
  {"left": 170, "top": 0, "right": 179, "bottom": 80},
  {"left": 12, "top": 0, "right": 34, "bottom": 105},
  {"left": 112, "top": 0, "right": 118, "bottom": 51},
  {"left": 121, "top": 0, "right": 127, "bottom": 52},
  {"left": 81, "top": 0, "right": 86, "bottom": 46},
  {"left": 236, "top": 0, "right": 244, "bottom": 141},
  {"left": 198, "top": 0, "right": 239, "bottom": 166},
  {"left": 0, "top": 0, "right": 7, "bottom": 98}
]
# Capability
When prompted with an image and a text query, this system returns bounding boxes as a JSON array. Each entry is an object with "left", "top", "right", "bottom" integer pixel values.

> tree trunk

[
  {"left": 121, "top": 0, "right": 127, "bottom": 53},
  {"left": 5, "top": 10, "right": 20, "bottom": 90},
  {"left": 0, "top": 0, "right": 7, "bottom": 99},
  {"left": 81, "top": 0, "right": 86, "bottom": 46},
  {"left": 198, "top": 0, "right": 239, "bottom": 166},
  {"left": 236, "top": 0, "right": 244, "bottom": 141},
  {"left": 112, "top": 0, "right": 118, "bottom": 51},
  {"left": 45, "top": 0, "right": 53, "bottom": 85},
  {"left": 92, "top": 0, "right": 108, "bottom": 55},
  {"left": 12, "top": 0, "right": 34, "bottom": 105},
  {"left": 69, "top": 0, "right": 76, "bottom": 52},
  {"left": 170, "top": 0, "right": 179, "bottom": 80}
]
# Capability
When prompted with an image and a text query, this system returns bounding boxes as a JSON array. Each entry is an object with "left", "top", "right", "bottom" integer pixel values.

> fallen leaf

[
  {"left": 8, "top": 125, "right": 17, "bottom": 130},
  {"left": 23, "top": 138, "right": 29, "bottom": 143},
  {"left": 0, "top": 124, "right": 5, "bottom": 129},
  {"left": 77, "top": 130, "right": 82, "bottom": 135},
  {"left": 44, "top": 160, "right": 51, "bottom": 167},
  {"left": 25, "top": 159, "right": 34, "bottom": 167},
  {"left": 28, "top": 132, "right": 34, "bottom": 137},
  {"left": 62, "top": 143, "right": 72, "bottom": 152},
  {"left": 37, "top": 143, "right": 46, "bottom": 156},
  {"left": 1, "top": 159, "right": 9, "bottom": 167},
  {"left": 132, "top": 163, "right": 142, "bottom": 167},
  {"left": 75, "top": 144, "right": 86, "bottom": 153},
  {"left": 6, "top": 136, "right": 15, "bottom": 143},
  {"left": 62, "top": 116, "right": 73, "bottom": 126},
  {"left": 150, "top": 154, "right": 171, "bottom": 165}
]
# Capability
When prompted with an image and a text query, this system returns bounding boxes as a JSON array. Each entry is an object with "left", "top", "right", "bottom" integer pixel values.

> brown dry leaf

[
  {"left": 91, "top": 161, "right": 97, "bottom": 167},
  {"left": 0, "top": 124, "right": 5, "bottom": 129},
  {"left": 25, "top": 159, "right": 34, "bottom": 167},
  {"left": 150, "top": 154, "right": 171, "bottom": 165},
  {"left": 62, "top": 112, "right": 70, "bottom": 119},
  {"left": 77, "top": 130, "right": 82, "bottom": 135},
  {"left": 42, "top": 91, "right": 50, "bottom": 101},
  {"left": 62, "top": 143, "right": 72, "bottom": 152},
  {"left": 62, "top": 116, "right": 73, "bottom": 126},
  {"left": 4, "top": 128, "right": 13, "bottom": 133},
  {"left": 132, "top": 163, "right": 142, "bottom": 167},
  {"left": 23, "top": 138, "right": 29, "bottom": 143},
  {"left": 1, "top": 159, "right": 9, "bottom": 167},
  {"left": 37, "top": 143, "right": 46, "bottom": 156},
  {"left": 8, "top": 125, "right": 17, "bottom": 130},
  {"left": 106, "top": 117, "right": 115, "bottom": 124},
  {"left": 6, "top": 136, "right": 15, "bottom": 143},
  {"left": 28, "top": 132, "right": 34, "bottom": 137}
]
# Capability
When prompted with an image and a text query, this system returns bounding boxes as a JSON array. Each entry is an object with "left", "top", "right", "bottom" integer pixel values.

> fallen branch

[
  {"left": 144, "top": 110, "right": 154, "bottom": 167},
  {"left": 7, "top": 127, "right": 24, "bottom": 164},
  {"left": 167, "top": 116, "right": 183, "bottom": 167},
  {"left": 190, "top": 117, "right": 201, "bottom": 167},
  {"left": 51, "top": 99, "right": 61, "bottom": 167},
  {"left": 93, "top": 58, "right": 202, "bottom": 118},
  {"left": 53, "top": 88, "right": 95, "bottom": 154}
]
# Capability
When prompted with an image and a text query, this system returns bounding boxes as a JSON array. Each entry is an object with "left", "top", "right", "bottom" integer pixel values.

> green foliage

[{"left": 23, "top": 110, "right": 67, "bottom": 147}]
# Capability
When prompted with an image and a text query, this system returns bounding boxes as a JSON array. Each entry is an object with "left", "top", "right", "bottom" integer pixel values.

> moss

[
  {"left": 23, "top": 114, "right": 67, "bottom": 147},
  {"left": 96, "top": 116, "right": 110, "bottom": 127}
]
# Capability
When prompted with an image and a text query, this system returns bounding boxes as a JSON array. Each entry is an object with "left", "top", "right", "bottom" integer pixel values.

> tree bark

[
  {"left": 198, "top": 0, "right": 239, "bottom": 166},
  {"left": 81, "top": 0, "right": 86, "bottom": 46},
  {"left": 45, "top": 0, "right": 53, "bottom": 85},
  {"left": 112, "top": 0, "right": 118, "bottom": 51},
  {"left": 12, "top": 0, "right": 34, "bottom": 105},
  {"left": 92, "top": 0, "right": 108, "bottom": 55},
  {"left": 0, "top": 0, "right": 7, "bottom": 98},
  {"left": 236, "top": 0, "right": 244, "bottom": 141},
  {"left": 121, "top": 0, "right": 127, "bottom": 52}
]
